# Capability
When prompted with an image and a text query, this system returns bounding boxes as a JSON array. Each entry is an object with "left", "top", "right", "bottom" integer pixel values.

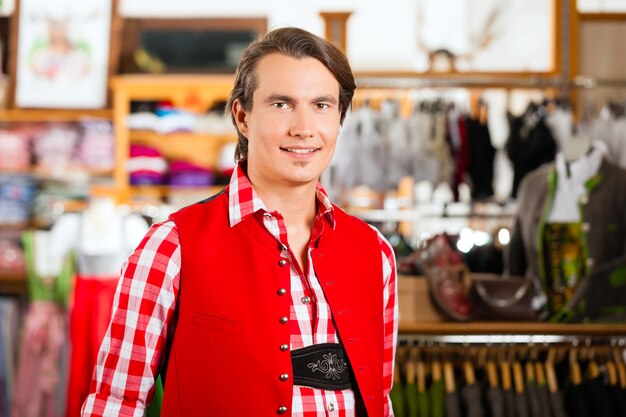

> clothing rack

[
  {"left": 355, "top": 74, "right": 626, "bottom": 90},
  {"left": 398, "top": 334, "right": 626, "bottom": 346}
]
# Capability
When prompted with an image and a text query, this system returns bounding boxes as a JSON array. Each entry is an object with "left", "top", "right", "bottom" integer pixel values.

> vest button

[
  {"left": 301, "top": 296, "right": 311, "bottom": 304},
  {"left": 277, "top": 288, "right": 287, "bottom": 296},
  {"left": 280, "top": 344, "right": 289, "bottom": 351},
  {"left": 279, "top": 373, "right": 289, "bottom": 381},
  {"left": 279, "top": 316, "right": 289, "bottom": 324},
  {"left": 277, "top": 406, "right": 288, "bottom": 414},
  {"left": 278, "top": 259, "right": 288, "bottom": 267}
]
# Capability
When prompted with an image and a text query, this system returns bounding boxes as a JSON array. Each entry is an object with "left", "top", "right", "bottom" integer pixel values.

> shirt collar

[
  {"left": 227, "top": 161, "right": 335, "bottom": 229},
  {"left": 555, "top": 140, "right": 606, "bottom": 184}
]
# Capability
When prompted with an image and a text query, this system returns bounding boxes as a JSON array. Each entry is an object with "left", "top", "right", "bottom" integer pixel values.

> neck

[{"left": 251, "top": 179, "right": 318, "bottom": 229}]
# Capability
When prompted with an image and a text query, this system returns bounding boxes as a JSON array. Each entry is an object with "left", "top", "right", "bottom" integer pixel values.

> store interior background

[{"left": 1, "top": 0, "right": 626, "bottom": 414}]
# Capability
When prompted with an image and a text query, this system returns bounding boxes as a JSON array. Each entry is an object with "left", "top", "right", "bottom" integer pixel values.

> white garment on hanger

[
  {"left": 50, "top": 198, "right": 149, "bottom": 277},
  {"left": 33, "top": 231, "right": 62, "bottom": 279}
]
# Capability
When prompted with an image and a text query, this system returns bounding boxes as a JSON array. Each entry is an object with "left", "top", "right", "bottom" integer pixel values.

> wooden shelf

[
  {"left": 130, "top": 130, "right": 236, "bottom": 143},
  {"left": 398, "top": 321, "right": 626, "bottom": 336},
  {"left": 0, "top": 108, "right": 112, "bottom": 122},
  {"left": 130, "top": 185, "right": 225, "bottom": 197},
  {"left": 0, "top": 165, "right": 112, "bottom": 175},
  {"left": 0, "top": 273, "right": 27, "bottom": 295}
]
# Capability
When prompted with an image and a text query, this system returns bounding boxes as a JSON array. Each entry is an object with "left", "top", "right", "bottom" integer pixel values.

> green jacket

[{"left": 509, "top": 158, "right": 626, "bottom": 321}]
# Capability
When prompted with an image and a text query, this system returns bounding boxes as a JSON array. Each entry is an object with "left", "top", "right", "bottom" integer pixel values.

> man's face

[{"left": 233, "top": 53, "right": 341, "bottom": 189}]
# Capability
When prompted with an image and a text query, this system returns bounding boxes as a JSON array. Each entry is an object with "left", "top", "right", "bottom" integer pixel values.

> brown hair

[{"left": 227, "top": 27, "right": 356, "bottom": 161}]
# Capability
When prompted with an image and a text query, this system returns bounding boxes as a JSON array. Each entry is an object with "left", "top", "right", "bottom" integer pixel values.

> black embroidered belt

[{"left": 291, "top": 343, "right": 354, "bottom": 390}]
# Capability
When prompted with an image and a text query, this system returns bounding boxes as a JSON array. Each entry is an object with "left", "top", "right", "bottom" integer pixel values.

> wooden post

[{"left": 319, "top": 11, "right": 352, "bottom": 53}]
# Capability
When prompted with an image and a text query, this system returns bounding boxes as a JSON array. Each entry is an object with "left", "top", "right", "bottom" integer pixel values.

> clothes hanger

[
  {"left": 417, "top": 356, "right": 427, "bottom": 394},
  {"left": 545, "top": 346, "right": 559, "bottom": 394},
  {"left": 499, "top": 346, "right": 513, "bottom": 391},
  {"left": 513, "top": 358, "right": 525, "bottom": 394},
  {"left": 612, "top": 347, "right": 626, "bottom": 389},
  {"left": 587, "top": 346, "right": 600, "bottom": 380},
  {"left": 406, "top": 348, "right": 417, "bottom": 386},
  {"left": 464, "top": 359, "right": 476, "bottom": 386},
  {"left": 569, "top": 345, "right": 582, "bottom": 386},
  {"left": 444, "top": 360, "right": 456, "bottom": 394},
  {"left": 487, "top": 359, "right": 499, "bottom": 388}
]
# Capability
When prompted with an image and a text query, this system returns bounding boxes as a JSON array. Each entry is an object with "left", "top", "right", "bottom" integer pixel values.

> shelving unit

[
  {"left": 110, "top": 74, "right": 237, "bottom": 202},
  {"left": 0, "top": 108, "right": 112, "bottom": 122},
  {"left": 0, "top": 272, "right": 27, "bottom": 295}
]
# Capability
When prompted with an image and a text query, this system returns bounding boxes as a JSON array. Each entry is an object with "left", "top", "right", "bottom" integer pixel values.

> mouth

[{"left": 280, "top": 147, "right": 320, "bottom": 154}]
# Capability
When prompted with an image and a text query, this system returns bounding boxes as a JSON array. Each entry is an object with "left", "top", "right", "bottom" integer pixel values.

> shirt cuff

[{"left": 81, "top": 394, "right": 147, "bottom": 417}]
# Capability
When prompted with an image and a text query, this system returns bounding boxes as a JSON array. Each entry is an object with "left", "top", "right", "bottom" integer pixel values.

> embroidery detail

[{"left": 307, "top": 353, "right": 347, "bottom": 380}]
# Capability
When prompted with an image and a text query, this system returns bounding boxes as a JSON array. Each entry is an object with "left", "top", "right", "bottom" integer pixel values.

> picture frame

[
  {"left": 414, "top": 0, "right": 558, "bottom": 74},
  {"left": 12, "top": 0, "right": 113, "bottom": 108}
]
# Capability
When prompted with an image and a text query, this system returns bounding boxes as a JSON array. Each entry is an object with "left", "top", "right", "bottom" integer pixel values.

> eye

[
  {"left": 316, "top": 103, "right": 330, "bottom": 110},
  {"left": 273, "top": 102, "right": 288, "bottom": 109}
]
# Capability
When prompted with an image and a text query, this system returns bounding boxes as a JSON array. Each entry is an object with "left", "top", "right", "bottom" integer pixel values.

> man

[{"left": 81, "top": 27, "right": 398, "bottom": 417}]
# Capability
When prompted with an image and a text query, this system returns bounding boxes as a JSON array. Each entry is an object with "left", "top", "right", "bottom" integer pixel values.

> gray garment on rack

[
  {"left": 515, "top": 393, "right": 530, "bottom": 417},
  {"left": 503, "top": 388, "right": 516, "bottom": 417},
  {"left": 446, "top": 392, "right": 461, "bottom": 417},
  {"left": 526, "top": 380, "right": 542, "bottom": 417},
  {"left": 549, "top": 390, "right": 568, "bottom": 417},
  {"left": 537, "top": 384, "right": 551, "bottom": 417},
  {"left": 462, "top": 383, "right": 485, "bottom": 417},
  {"left": 486, "top": 386, "right": 506, "bottom": 417}
]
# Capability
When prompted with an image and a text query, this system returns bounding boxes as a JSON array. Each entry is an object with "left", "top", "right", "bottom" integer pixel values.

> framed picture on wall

[
  {"left": 415, "top": 0, "right": 557, "bottom": 74},
  {"left": 13, "top": 0, "right": 112, "bottom": 108}
]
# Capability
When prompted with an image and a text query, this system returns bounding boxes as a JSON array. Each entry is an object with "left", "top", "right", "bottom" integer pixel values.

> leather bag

[{"left": 470, "top": 273, "right": 538, "bottom": 321}]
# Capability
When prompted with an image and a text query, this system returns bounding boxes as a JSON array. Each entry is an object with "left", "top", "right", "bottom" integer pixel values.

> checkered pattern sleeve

[
  {"left": 81, "top": 220, "right": 181, "bottom": 417},
  {"left": 375, "top": 227, "right": 399, "bottom": 417}
]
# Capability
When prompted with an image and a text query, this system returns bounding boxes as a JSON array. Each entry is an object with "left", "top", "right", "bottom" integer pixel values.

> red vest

[{"left": 163, "top": 191, "right": 385, "bottom": 416}]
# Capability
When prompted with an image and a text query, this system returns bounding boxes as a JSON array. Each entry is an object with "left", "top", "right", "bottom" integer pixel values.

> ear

[{"left": 232, "top": 99, "right": 248, "bottom": 138}]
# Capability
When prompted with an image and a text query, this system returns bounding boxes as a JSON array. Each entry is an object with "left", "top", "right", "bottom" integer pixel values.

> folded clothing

[
  {"left": 168, "top": 160, "right": 213, "bottom": 187},
  {"left": 127, "top": 145, "right": 167, "bottom": 185}
]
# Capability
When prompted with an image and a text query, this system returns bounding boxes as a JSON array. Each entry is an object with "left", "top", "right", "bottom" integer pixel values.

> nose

[{"left": 289, "top": 107, "right": 314, "bottom": 138}]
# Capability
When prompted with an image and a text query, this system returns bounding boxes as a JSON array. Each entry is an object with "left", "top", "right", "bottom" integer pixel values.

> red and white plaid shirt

[{"left": 81, "top": 163, "right": 398, "bottom": 417}]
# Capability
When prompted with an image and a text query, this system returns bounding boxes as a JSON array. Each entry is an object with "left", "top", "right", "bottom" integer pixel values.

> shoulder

[
  {"left": 332, "top": 204, "right": 394, "bottom": 256},
  {"left": 170, "top": 189, "right": 228, "bottom": 222},
  {"left": 517, "top": 163, "right": 554, "bottom": 200}
]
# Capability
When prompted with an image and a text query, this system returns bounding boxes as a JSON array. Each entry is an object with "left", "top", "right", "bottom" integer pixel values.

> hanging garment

[
  {"left": 407, "top": 110, "right": 440, "bottom": 185},
  {"left": 430, "top": 379, "right": 445, "bottom": 417},
  {"left": 390, "top": 382, "right": 406, "bottom": 417},
  {"left": 405, "top": 382, "right": 419, "bottom": 417},
  {"left": 606, "top": 383, "right": 626, "bottom": 417},
  {"left": 1, "top": 299, "right": 21, "bottom": 417},
  {"left": 11, "top": 302, "right": 66, "bottom": 417},
  {"left": 514, "top": 392, "right": 530, "bottom": 417},
  {"left": 461, "top": 383, "right": 484, "bottom": 417},
  {"left": 536, "top": 383, "right": 551, "bottom": 417},
  {"left": 486, "top": 387, "right": 506, "bottom": 417},
  {"left": 526, "top": 379, "right": 543, "bottom": 417},
  {"left": 381, "top": 100, "right": 412, "bottom": 189},
  {"left": 505, "top": 110, "right": 557, "bottom": 198},
  {"left": 0, "top": 305, "right": 6, "bottom": 417},
  {"left": 585, "top": 375, "right": 616, "bottom": 417},
  {"left": 66, "top": 275, "right": 119, "bottom": 417},
  {"left": 445, "top": 392, "right": 461, "bottom": 417},
  {"left": 549, "top": 390, "right": 568, "bottom": 417},
  {"left": 565, "top": 383, "right": 590, "bottom": 417},
  {"left": 503, "top": 388, "right": 516, "bottom": 417},
  {"left": 466, "top": 116, "right": 496, "bottom": 200},
  {"left": 417, "top": 390, "right": 430, "bottom": 417},
  {"left": 451, "top": 115, "right": 470, "bottom": 202}
]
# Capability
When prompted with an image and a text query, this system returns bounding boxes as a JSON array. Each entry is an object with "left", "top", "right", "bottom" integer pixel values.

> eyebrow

[{"left": 263, "top": 94, "right": 338, "bottom": 105}]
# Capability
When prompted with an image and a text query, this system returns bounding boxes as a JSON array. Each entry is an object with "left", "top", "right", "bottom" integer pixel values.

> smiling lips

[{"left": 280, "top": 147, "right": 320, "bottom": 155}]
